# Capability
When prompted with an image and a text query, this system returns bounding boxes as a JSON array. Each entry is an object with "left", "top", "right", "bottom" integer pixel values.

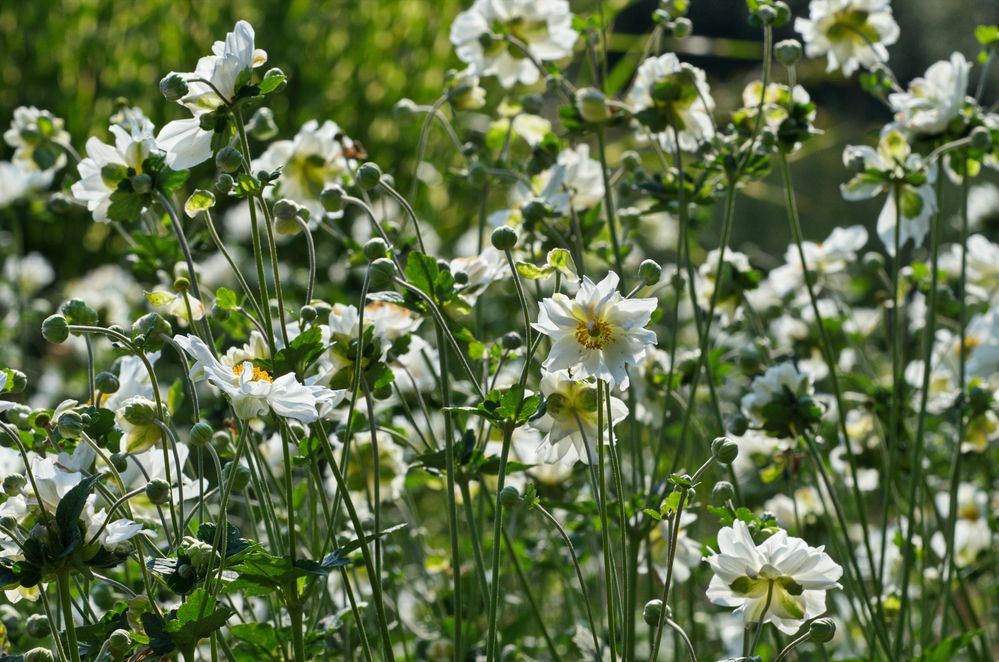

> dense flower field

[{"left": 1, "top": 0, "right": 998, "bottom": 660}]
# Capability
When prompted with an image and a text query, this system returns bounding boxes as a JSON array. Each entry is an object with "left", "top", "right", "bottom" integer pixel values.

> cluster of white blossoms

[{"left": 795, "top": 0, "right": 900, "bottom": 76}]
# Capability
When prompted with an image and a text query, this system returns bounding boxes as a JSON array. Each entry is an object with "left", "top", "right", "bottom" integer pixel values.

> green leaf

[
  {"left": 144, "top": 290, "right": 175, "bottom": 307},
  {"left": 546, "top": 248, "right": 577, "bottom": 280},
  {"left": 258, "top": 72, "right": 287, "bottom": 95},
  {"left": 515, "top": 261, "right": 554, "bottom": 280},
  {"left": 55, "top": 474, "right": 100, "bottom": 559},
  {"left": 106, "top": 189, "right": 145, "bottom": 223},
  {"left": 975, "top": 24, "right": 999, "bottom": 46},
  {"left": 404, "top": 252, "right": 440, "bottom": 299},
  {"left": 165, "top": 588, "right": 235, "bottom": 649},
  {"left": 166, "top": 379, "right": 185, "bottom": 416},
  {"left": 215, "top": 287, "right": 238, "bottom": 311},
  {"left": 323, "top": 522, "right": 408, "bottom": 568},
  {"left": 157, "top": 167, "right": 189, "bottom": 195},
  {"left": 184, "top": 189, "right": 216, "bottom": 218}
]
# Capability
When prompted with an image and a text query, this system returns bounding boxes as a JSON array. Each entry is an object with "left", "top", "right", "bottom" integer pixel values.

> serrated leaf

[
  {"left": 215, "top": 287, "right": 238, "bottom": 311},
  {"left": 546, "top": 248, "right": 577, "bottom": 280},
  {"left": 515, "top": 261, "right": 554, "bottom": 280}
]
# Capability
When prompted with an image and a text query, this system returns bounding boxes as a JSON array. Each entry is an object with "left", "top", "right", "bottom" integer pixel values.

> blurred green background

[{"left": 2, "top": 0, "right": 999, "bottom": 271}]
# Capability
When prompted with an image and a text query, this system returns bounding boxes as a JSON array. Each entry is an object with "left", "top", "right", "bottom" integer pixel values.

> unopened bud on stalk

[
  {"left": 364, "top": 238, "right": 389, "bottom": 261},
  {"left": 639, "top": 260, "right": 662, "bottom": 285},
  {"left": 357, "top": 162, "right": 383, "bottom": 191},
  {"left": 712, "top": 481, "right": 735, "bottom": 502},
  {"left": 809, "top": 617, "right": 836, "bottom": 643},
  {"left": 499, "top": 485, "right": 521, "bottom": 507},
  {"left": 320, "top": 185, "right": 346, "bottom": 213},
  {"left": 145, "top": 479, "right": 171, "bottom": 505},
  {"left": 159, "top": 73, "right": 188, "bottom": 101},
  {"left": 491, "top": 225, "right": 518, "bottom": 251},
  {"left": 775, "top": 39, "right": 802, "bottom": 67}
]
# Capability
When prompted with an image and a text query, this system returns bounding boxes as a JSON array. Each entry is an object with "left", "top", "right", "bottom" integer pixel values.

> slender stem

[
  {"left": 58, "top": 570, "right": 82, "bottom": 662},
  {"left": 595, "top": 127, "right": 625, "bottom": 287}
]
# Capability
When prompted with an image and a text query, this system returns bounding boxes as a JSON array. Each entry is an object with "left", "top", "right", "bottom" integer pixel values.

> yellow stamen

[
  {"left": 232, "top": 363, "right": 274, "bottom": 383},
  {"left": 575, "top": 318, "right": 613, "bottom": 350}
]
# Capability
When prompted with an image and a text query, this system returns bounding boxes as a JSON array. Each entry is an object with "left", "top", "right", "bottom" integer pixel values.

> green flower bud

[
  {"left": 970, "top": 126, "right": 992, "bottom": 151},
  {"left": 467, "top": 161, "right": 488, "bottom": 187},
  {"left": 272, "top": 198, "right": 300, "bottom": 221},
  {"left": 356, "top": 162, "right": 383, "bottom": 191},
  {"left": 212, "top": 431, "right": 232, "bottom": 452},
  {"left": 643, "top": 599, "right": 668, "bottom": 626},
  {"left": 95, "top": 371, "right": 120, "bottom": 394},
  {"left": 247, "top": 107, "right": 278, "bottom": 141},
  {"left": 862, "top": 251, "right": 885, "bottom": 271},
  {"left": 711, "top": 436, "right": 739, "bottom": 464},
  {"left": 364, "top": 238, "right": 389, "bottom": 261},
  {"left": 109, "top": 452, "right": 130, "bottom": 473},
  {"left": 453, "top": 270, "right": 469, "bottom": 285},
  {"left": 92, "top": 583, "right": 116, "bottom": 610},
  {"left": 712, "top": 480, "right": 735, "bottom": 502},
  {"left": 621, "top": 150, "right": 642, "bottom": 171},
  {"left": 639, "top": 259, "right": 662, "bottom": 285},
  {"left": 57, "top": 411, "right": 86, "bottom": 439},
  {"left": 501, "top": 332, "right": 522, "bottom": 350},
  {"left": 108, "top": 629, "right": 132, "bottom": 657},
  {"left": 190, "top": 421, "right": 214, "bottom": 447},
  {"left": 129, "top": 173, "right": 151, "bottom": 195},
  {"left": 755, "top": 5, "right": 777, "bottom": 25},
  {"left": 159, "top": 73, "right": 189, "bottom": 101},
  {"left": 173, "top": 276, "right": 190, "bottom": 293},
  {"left": 131, "top": 313, "right": 172, "bottom": 351},
  {"left": 368, "top": 258, "right": 398, "bottom": 290},
  {"left": 215, "top": 145, "right": 243, "bottom": 173},
  {"left": 145, "top": 479, "right": 171, "bottom": 505},
  {"left": 320, "top": 185, "right": 346, "bottom": 213},
  {"left": 5, "top": 404, "right": 31, "bottom": 429},
  {"left": 491, "top": 225, "right": 518, "bottom": 251},
  {"left": 775, "top": 39, "right": 802, "bottom": 67},
  {"left": 26, "top": 614, "right": 50, "bottom": 639},
  {"left": 498, "top": 485, "right": 521, "bottom": 508},
  {"left": 392, "top": 98, "right": 418, "bottom": 121},
  {"left": 521, "top": 200, "right": 548, "bottom": 225},
  {"left": 299, "top": 305, "right": 318, "bottom": 323},
  {"left": 809, "top": 617, "right": 836, "bottom": 643},
  {"left": 576, "top": 87, "right": 610, "bottom": 124},
  {"left": 122, "top": 399, "right": 157, "bottom": 426},
  {"left": 23, "top": 647, "right": 54, "bottom": 662},
  {"left": 772, "top": 1, "right": 791, "bottom": 27},
  {"left": 223, "top": 463, "right": 252, "bottom": 491},
  {"left": 672, "top": 17, "right": 693, "bottom": 38},
  {"left": 262, "top": 67, "right": 287, "bottom": 93},
  {"left": 214, "top": 173, "right": 235, "bottom": 193},
  {"left": 61, "top": 298, "right": 98, "bottom": 326},
  {"left": 0, "top": 516, "right": 15, "bottom": 530},
  {"left": 519, "top": 94, "right": 544, "bottom": 115},
  {"left": 728, "top": 414, "right": 749, "bottom": 437},
  {"left": 2, "top": 474, "right": 27, "bottom": 497}
]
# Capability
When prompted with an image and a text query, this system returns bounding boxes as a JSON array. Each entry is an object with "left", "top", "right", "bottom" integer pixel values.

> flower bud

[
  {"left": 26, "top": 614, "right": 50, "bottom": 639},
  {"left": 712, "top": 480, "right": 735, "bottom": 502},
  {"left": 775, "top": 39, "right": 802, "bottom": 67},
  {"left": 498, "top": 485, "right": 521, "bottom": 507},
  {"left": 727, "top": 413, "right": 749, "bottom": 436},
  {"left": 95, "top": 371, "right": 120, "bottom": 394},
  {"left": 190, "top": 421, "right": 214, "bottom": 447},
  {"left": 109, "top": 453, "right": 130, "bottom": 473},
  {"left": 24, "top": 648, "right": 54, "bottom": 662},
  {"left": 92, "top": 583, "right": 115, "bottom": 610},
  {"left": 501, "top": 331, "right": 522, "bottom": 350},
  {"left": 711, "top": 436, "right": 739, "bottom": 464},
  {"left": 809, "top": 617, "right": 836, "bottom": 643},
  {"left": 57, "top": 411, "right": 86, "bottom": 439},
  {"left": 755, "top": 4, "right": 777, "bottom": 24},
  {"left": 321, "top": 185, "right": 346, "bottom": 213},
  {"left": 672, "top": 17, "right": 693, "bottom": 39},
  {"left": 356, "top": 162, "right": 383, "bottom": 191},
  {"left": 130, "top": 173, "right": 152, "bottom": 194},
  {"left": 364, "top": 238, "right": 389, "bottom": 261},
  {"left": 237, "top": 110, "right": 271, "bottom": 143},
  {"left": 368, "top": 258, "right": 398, "bottom": 290},
  {"left": 491, "top": 225, "right": 518, "bottom": 251},
  {"left": 0, "top": 516, "right": 15, "bottom": 530},
  {"left": 61, "top": 298, "right": 98, "bottom": 326},
  {"left": 643, "top": 599, "right": 669, "bottom": 626},
  {"left": 392, "top": 98, "right": 418, "bottom": 121},
  {"left": 214, "top": 172, "right": 235, "bottom": 193},
  {"left": 212, "top": 431, "right": 233, "bottom": 452},
  {"left": 108, "top": 629, "right": 132, "bottom": 657},
  {"left": 639, "top": 259, "right": 662, "bottom": 285},
  {"left": 159, "top": 73, "right": 189, "bottom": 101},
  {"left": 970, "top": 126, "right": 992, "bottom": 151},
  {"left": 521, "top": 200, "right": 548, "bottom": 225},
  {"left": 2, "top": 474, "right": 26, "bottom": 497},
  {"left": 773, "top": 1, "right": 791, "bottom": 27},
  {"left": 215, "top": 145, "right": 243, "bottom": 173},
  {"left": 223, "top": 463, "right": 252, "bottom": 491},
  {"left": 576, "top": 87, "right": 610, "bottom": 124},
  {"left": 122, "top": 399, "right": 157, "bottom": 426},
  {"left": 862, "top": 251, "right": 884, "bottom": 271},
  {"left": 453, "top": 270, "right": 469, "bottom": 285},
  {"left": 145, "top": 479, "right": 171, "bottom": 505}
]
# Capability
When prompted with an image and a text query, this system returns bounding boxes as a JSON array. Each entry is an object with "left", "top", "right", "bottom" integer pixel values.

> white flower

[
  {"left": 930, "top": 483, "right": 991, "bottom": 567},
  {"left": 71, "top": 113, "right": 157, "bottom": 223},
  {"left": 173, "top": 334, "right": 332, "bottom": 423},
  {"left": 449, "top": 0, "right": 577, "bottom": 88},
  {"left": 27, "top": 454, "right": 84, "bottom": 513},
  {"left": 650, "top": 512, "right": 702, "bottom": 584},
  {"left": 4, "top": 106, "right": 71, "bottom": 170},
  {"left": 696, "top": 249, "right": 756, "bottom": 319},
  {"left": 741, "top": 362, "right": 816, "bottom": 433},
  {"left": 705, "top": 520, "right": 843, "bottom": 634},
  {"left": 146, "top": 289, "right": 206, "bottom": 324},
  {"left": 889, "top": 52, "right": 970, "bottom": 135},
  {"left": 253, "top": 119, "right": 356, "bottom": 218},
  {"left": 0, "top": 160, "right": 53, "bottom": 209},
  {"left": 391, "top": 335, "right": 439, "bottom": 393},
  {"left": 3, "top": 252, "right": 55, "bottom": 295},
  {"left": 157, "top": 20, "right": 267, "bottom": 169},
  {"left": 768, "top": 226, "right": 868, "bottom": 297},
  {"left": 364, "top": 301, "right": 422, "bottom": 341},
  {"left": 85, "top": 512, "right": 155, "bottom": 552},
  {"left": 115, "top": 396, "right": 162, "bottom": 453},
  {"left": 533, "top": 272, "right": 658, "bottom": 387},
  {"left": 795, "top": 0, "right": 900, "bottom": 77},
  {"left": 530, "top": 370, "right": 627, "bottom": 465},
  {"left": 967, "top": 183, "right": 999, "bottom": 232},
  {"left": 627, "top": 53, "right": 715, "bottom": 152},
  {"left": 329, "top": 432, "right": 407, "bottom": 504},
  {"left": 450, "top": 247, "right": 508, "bottom": 302}
]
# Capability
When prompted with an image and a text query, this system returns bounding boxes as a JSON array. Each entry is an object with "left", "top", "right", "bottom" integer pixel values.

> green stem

[
  {"left": 58, "top": 570, "right": 82, "bottom": 662},
  {"left": 595, "top": 127, "right": 625, "bottom": 287}
]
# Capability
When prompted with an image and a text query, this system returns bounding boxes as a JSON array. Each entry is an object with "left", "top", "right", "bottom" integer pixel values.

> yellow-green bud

[
  {"left": 215, "top": 145, "right": 243, "bottom": 173},
  {"left": 357, "top": 162, "right": 383, "bottom": 191},
  {"left": 576, "top": 87, "right": 610, "bottom": 124},
  {"left": 145, "top": 479, "right": 171, "bottom": 505}
]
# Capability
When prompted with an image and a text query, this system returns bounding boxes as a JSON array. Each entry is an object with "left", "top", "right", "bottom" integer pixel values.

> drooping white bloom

[
  {"left": 705, "top": 520, "right": 843, "bottom": 634},
  {"left": 840, "top": 131, "right": 937, "bottom": 256},
  {"left": 253, "top": 119, "right": 356, "bottom": 218},
  {"left": 173, "top": 334, "right": 332, "bottom": 423},
  {"left": 0, "top": 160, "right": 53, "bottom": 209},
  {"left": 157, "top": 21, "right": 267, "bottom": 169},
  {"left": 627, "top": 53, "right": 715, "bottom": 152},
  {"left": 768, "top": 226, "right": 868, "bottom": 297},
  {"left": 4, "top": 106, "right": 71, "bottom": 170},
  {"left": 449, "top": 0, "right": 577, "bottom": 88},
  {"left": 85, "top": 511, "right": 156, "bottom": 552},
  {"left": 889, "top": 52, "right": 970, "bottom": 135},
  {"left": 533, "top": 272, "right": 658, "bottom": 387},
  {"left": 530, "top": 370, "right": 628, "bottom": 465},
  {"left": 795, "top": 0, "right": 900, "bottom": 77},
  {"left": 364, "top": 301, "right": 422, "bottom": 341},
  {"left": 71, "top": 113, "right": 157, "bottom": 222}
]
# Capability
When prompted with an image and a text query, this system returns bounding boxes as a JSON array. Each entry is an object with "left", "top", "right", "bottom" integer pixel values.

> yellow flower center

[
  {"left": 232, "top": 364, "right": 274, "bottom": 383},
  {"left": 575, "top": 318, "right": 613, "bottom": 350}
]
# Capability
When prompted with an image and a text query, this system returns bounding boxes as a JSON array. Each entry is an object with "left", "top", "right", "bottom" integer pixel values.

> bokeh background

[{"left": 3, "top": 0, "right": 999, "bottom": 275}]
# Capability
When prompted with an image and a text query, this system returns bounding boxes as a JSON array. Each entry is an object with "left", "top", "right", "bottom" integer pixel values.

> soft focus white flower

[
  {"left": 533, "top": 272, "right": 658, "bottom": 386},
  {"left": 696, "top": 249, "right": 756, "bottom": 319},
  {"left": 174, "top": 334, "right": 334, "bottom": 422},
  {"left": 253, "top": 119, "right": 356, "bottom": 218},
  {"left": 85, "top": 512, "right": 155, "bottom": 552},
  {"left": 966, "top": 183, "right": 999, "bottom": 232},
  {"left": 157, "top": 20, "right": 267, "bottom": 168},
  {"left": 627, "top": 53, "right": 715, "bottom": 152},
  {"left": 71, "top": 112, "right": 157, "bottom": 222},
  {"left": 889, "top": 52, "right": 970, "bottom": 135},
  {"left": 530, "top": 370, "right": 627, "bottom": 465},
  {"left": 650, "top": 511, "right": 702, "bottom": 584},
  {"left": 705, "top": 520, "right": 843, "bottom": 634},
  {"left": 930, "top": 483, "right": 991, "bottom": 567},
  {"left": 741, "top": 363, "right": 815, "bottom": 431},
  {"left": 768, "top": 226, "right": 868, "bottom": 297},
  {"left": 0, "top": 160, "right": 53, "bottom": 209},
  {"left": 4, "top": 106, "right": 71, "bottom": 170},
  {"left": 449, "top": 0, "right": 577, "bottom": 88},
  {"left": 3, "top": 252, "right": 55, "bottom": 296},
  {"left": 147, "top": 289, "right": 206, "bottom": 324},
  {"left": 115, "top": 396, "right": 162, "bottom": 453},
  {"left": 795, "top": 0, "right": 900, "bottom": 77},
  {"left": 450, "top": 247, "right": 508, "bottom": 302},
  {"left": 328, "top": 431, "right": 407, "bottom": 504}
]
